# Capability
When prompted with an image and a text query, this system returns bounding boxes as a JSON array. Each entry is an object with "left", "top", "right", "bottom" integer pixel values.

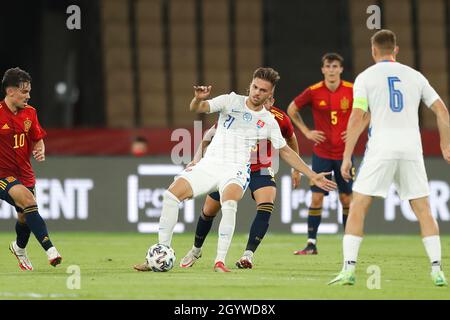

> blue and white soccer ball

[{"left": 146, "top": 243, "right": 176, "bottom": 272}]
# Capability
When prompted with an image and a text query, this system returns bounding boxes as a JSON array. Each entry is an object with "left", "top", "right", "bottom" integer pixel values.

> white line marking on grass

[{"left": 0, "top": 292, "right": 80, "bottom": 298}]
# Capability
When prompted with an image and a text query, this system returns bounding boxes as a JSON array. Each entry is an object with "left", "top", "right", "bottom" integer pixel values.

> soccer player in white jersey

[
  {"left": 329, "top": 30, "right": 450, "bottom": 286},
  {"left": 134, "top": 67, "right": 337, "bottom": 272}
]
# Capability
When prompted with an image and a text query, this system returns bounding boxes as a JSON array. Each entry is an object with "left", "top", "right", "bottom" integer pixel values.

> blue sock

[
  {"left": 23, "top": 206, "right": 53, "bottom": 251},
  {"left": 307, "top": 207, "right": 322, "bottom": 241},
  {"left": 194, "top": 211, "right": 214, "bottom": 248},
  {"left": 15, "top": 221, "right": 31, "bottom": 249},
  {"left": 245, "top": 203, "right": 273, "bottom": 252}
]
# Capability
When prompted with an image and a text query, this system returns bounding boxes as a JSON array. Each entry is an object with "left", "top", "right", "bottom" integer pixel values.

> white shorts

[
  {"left": 175, "top": 159, "right": 250, "bottom": 199},
  {"left": 353, "top": 158, "right": 430, "bottom": 200}
]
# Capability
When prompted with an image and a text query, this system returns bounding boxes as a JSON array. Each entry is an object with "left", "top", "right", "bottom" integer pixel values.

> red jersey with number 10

[
  {"left": 0, "top": 101, "right": 47, "bottom": 187},
  {"left": 293, "top": 80, "right": 353, "bottom": 160}
]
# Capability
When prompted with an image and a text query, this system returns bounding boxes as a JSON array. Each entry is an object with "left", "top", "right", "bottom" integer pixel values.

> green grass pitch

[{"left": 0, "top": 232, "right": 449, "bottom": 300}]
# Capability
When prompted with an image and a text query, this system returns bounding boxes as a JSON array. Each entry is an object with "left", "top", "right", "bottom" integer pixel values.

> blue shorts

[
  {"left": 310, "top": 153, "right": 354, "bottom": 195},
  {"left": 0, "top": 176, "right": 35, "bottom": 212},
  {"left": 208, "top": 168, "right": 276, "bottom": 202}
]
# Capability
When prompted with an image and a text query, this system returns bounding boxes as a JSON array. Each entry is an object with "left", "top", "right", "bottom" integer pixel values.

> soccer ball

[{"left": 146, "top": 243, "right": 176, "bottom": 272}]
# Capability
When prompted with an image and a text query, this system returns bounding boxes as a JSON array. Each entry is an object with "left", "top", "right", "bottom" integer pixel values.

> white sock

[
  {"left": 307, "top": 238, "right": 317, "bottom": 245},
  {"left": 243, "top": 250, "right": 253, "bottom": 258},
  {"left": 422, "top": 235, "right": 442, "bottom": 273},
  {"left": 158, "top": 190, "right": 180, "bottom": 246},
  {"left": 192, "top": 245, "right": 201, "bottom": 255},
  {"left": 342, "top": 234, "right": 363, "bottom": 272},
  {"left": 215, "top": 200, "right": 237, "bottom": 264}
]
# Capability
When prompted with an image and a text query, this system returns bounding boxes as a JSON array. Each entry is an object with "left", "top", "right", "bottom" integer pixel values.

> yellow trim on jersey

[
  {"left": 270, "top": 109, "right": 284, "bottom": 120},
  {"left": 0, "top": 181, "right": 7, "bottom": 190},
  {"left": 309, "top": 81, "right": 324, "bottom": 90},
  {"left": 353, "top": 97, "right": 368, "bottom": 112},
  {"left": 342, "top": 81, "right": 353, "bottom": 88}
]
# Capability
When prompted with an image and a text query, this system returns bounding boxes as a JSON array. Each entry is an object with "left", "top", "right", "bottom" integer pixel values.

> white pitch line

[{"left": 0, "top": 292, "right": 80, "bottom": 298}]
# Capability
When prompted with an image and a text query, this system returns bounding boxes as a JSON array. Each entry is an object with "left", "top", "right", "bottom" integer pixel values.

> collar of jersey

[{"left": 244, "top": 97, "right": 266, "bottom": 113}]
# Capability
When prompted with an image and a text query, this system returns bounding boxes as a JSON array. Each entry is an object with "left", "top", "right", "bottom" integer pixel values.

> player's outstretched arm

[
  {"left": 430, "top": 99, "right": 450, "bottom": 163},
  {"left": 32, "top": 139, "right": 46, "bottom": 162},
  {"left": 279, "top": 145, "right": 336, "bottom": 191},
  {"left": 190, "top": 86, "right": 212, "bottom": 113}
]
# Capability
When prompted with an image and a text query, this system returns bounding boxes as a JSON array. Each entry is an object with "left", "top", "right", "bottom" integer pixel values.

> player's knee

[
  {"left": 339, "top": 194, "right": 352, "bottom": 207},
  {"left": 20, "top": 195, "right": 37, "bottom": 210},
  {"left": 202, "top": 205, "right": 218, "bottom": 217},
  {"left": 221, "top": 200, "right": 238, "bottom": 214},
  {"left": 311, "top": 193, "right": 324, "bottom": 208},
  {"left": 163, "top": 190, "right": 180, "bottom": 206}
]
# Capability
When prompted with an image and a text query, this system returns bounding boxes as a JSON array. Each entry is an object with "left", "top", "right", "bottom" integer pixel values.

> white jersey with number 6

[{"left": 353, "top": 61, "right": 440, "bottom": 160}]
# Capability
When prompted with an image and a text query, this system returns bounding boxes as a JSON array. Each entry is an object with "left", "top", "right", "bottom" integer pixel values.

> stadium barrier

[{"left": 0, "top": 156, "right": 448, "bottom": 234}]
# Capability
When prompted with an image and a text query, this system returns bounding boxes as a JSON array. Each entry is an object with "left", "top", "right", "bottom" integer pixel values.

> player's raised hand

[
  {"left": 193, "top": 85, "right": 212, "bottom": 100},
  {"left": 340, "top": 158, "right": 353, "bottom": 182},
  {"left": 305, "top": 130, "right": 326, "bottom": 145},
  {"left": 442, "top": 143, "right": 450, "bottom": 164},
  {"left": 32, "top": 148, "right": 45, "bottom": 162},
  {"left": 291, "top": 169, "right": 301, "bottom": 188},
  {"left": 310, "top": 172, "right": 336, "bottom": 192}
]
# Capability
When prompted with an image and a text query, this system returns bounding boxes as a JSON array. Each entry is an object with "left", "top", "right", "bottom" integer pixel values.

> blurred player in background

[
  {"left": 0, "top": 67, "right": 62, "bottom": 270},
  {"left": 287, "top": 53, "right": 355, "bottom": 255},
  {"left": 134, "top": 67, "right": 336, "bottom": 272},
  {"left": 329, "top": 30, "right": 450, "bottom": 286},
  {"left": 179, "top": 96, "right": 301, "bottom": 270},
  {"left": 130, "top": 136, "right": 149, "bottom": 157}
]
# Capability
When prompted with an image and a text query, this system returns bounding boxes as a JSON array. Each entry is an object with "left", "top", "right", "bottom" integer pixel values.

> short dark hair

[
  {"left": 322, "top": 53, "right": 344, "bottom": 67},
  {"left": 133, "top": 136, "right": 148, "bottom": 144},
  {"left": 253, "top": 67, "right": 280, "bottom": 87},
  {"left": 371, "top": 29, "right": 396, "bottom": 53},
  {"left": 2, "top": 67, "right": 32, "bottom": 96}
]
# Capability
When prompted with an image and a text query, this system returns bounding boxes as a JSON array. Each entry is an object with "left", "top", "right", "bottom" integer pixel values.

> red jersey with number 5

[
  {"left": 0, "top": 101, "right": 47, "bottom": 187},
  {"left": 293, "top": 80, "right": 353, "bottom": 160}
]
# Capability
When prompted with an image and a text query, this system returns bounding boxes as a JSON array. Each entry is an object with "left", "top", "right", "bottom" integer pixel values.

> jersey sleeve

[
  {"left": 352, "top": 74, "right": 369, "bottom": 112},
  {"left": 269, "top": 121, "right": 287, "bottom": 149},
  {"left": 293, "top": 88, "right": 312, "bottom": 110},
  {"left": 281, "top": 114, "right": 295, "bottom": 138},
  {"left": 418, "top": 73, "right": 440, "bottom": 108},
  {"left": 30, "top": 111, "right": 47, "bottom": 141},
  {"left": 206, "top": 94, "right": 230, "bottom": 113}
]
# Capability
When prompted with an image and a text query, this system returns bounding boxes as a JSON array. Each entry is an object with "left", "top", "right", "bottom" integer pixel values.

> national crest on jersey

[
  {"left": 340, "top": 96, "right": 350, "bottom": 112},
  {"left": 24, "top": 119, "right": 32, "bottom": 133}
]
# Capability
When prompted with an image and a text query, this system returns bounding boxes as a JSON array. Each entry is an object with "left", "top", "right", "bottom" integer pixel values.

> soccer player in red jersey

[
  {"left": 0, "top": 67, "right": 62, "bottom": 270},
  {"left": 287, "top": 53, "right": 354, "bottom": 255},
  {"left": 178, "top": 97, "right": 301, "bottom": 270}
]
